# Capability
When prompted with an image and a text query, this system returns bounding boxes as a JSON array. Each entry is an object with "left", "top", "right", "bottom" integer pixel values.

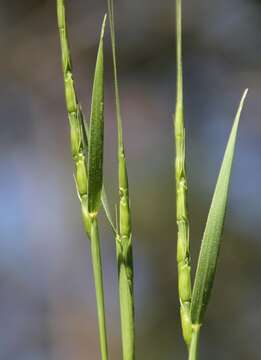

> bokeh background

[{"left": 0, "top": 0, "right": 260, "bottom": 359}]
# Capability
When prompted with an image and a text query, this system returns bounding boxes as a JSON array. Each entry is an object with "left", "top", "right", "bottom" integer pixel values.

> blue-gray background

[{"left": 0, "top": 0, "right": 260, "bottom": 359}]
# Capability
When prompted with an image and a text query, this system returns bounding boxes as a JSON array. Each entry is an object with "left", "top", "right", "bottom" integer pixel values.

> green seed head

[
  {"left": 119, "top": 191, "right": 131, "bottom": 237},
  {"left": 180, "top": 305, "right": 192, "bottom": 346},
  {"left": 178, "top": 263, "right": 191, "bottom": 302},
  {"left": 177, "top": 226, "right": 188, "bottom": 263},
  {"left": 68, "top": 113, "right": 81, "bottom": 158},
  {"left": 76, "top": 156, "right": 88, "bottom": 196},
  {"left": 65, "top": 74, "right": 77, "bottom": 113}
]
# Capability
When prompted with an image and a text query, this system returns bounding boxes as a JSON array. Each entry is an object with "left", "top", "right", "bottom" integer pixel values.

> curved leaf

[{"left": 191, "top": 89, "right": 248, "bottom": 324}]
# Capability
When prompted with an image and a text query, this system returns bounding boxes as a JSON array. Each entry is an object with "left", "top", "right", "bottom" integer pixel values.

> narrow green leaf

[
  {"left": 191, "top": 89, "right": 248, "bottom": 325},
  {"left": 81, "top": 108, "right": 116, "bottom": 232},
  {"left": 88, "top": 15, "right": 107, "bottom": 215}
]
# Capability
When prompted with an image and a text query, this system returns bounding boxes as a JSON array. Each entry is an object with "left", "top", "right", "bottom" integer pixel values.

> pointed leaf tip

[
  {"left": 101, "top": 14, "right": 107, "bottom": 40},
  {"left": 191, "top": 90, "right": 248, "bottom": 325},
  {"left": 235, "top": 88, "right": 248, "bottom": 125}
]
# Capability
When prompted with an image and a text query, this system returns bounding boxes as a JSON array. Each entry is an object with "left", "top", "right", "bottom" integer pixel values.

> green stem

[
  {"left": 116, "top": 145, "right": 135, "bottom": 360},
  {"left": 117, "top": 236, "right": 135, "bottom": 360},
  {"left": 90, "top": 216, "right": 108, "bottom": 360},
  {"left": 107, "top": 1, "right": 135, "bottom": 358},
  {"left": 188, "top": 325, "right": 201, "bottom": 360}
]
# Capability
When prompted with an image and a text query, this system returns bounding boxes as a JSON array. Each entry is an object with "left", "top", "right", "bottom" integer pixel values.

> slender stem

[
  {"left": 174, "top": 0, "right": 192, "bottom": 347},
  {"left": 116, "top": 236, "right": 135, "bottom": 360},
  {"left": 107, "top": 1, "right": 135, "bottom": 358},
  {"left": 116, "top": 147, "right": 135, "bottom": 360},
  {"left": 107, "top": 0, "right": 123, "bottom": 145},
  {"left": 90, "top": 216, "right": 109, "bottom": 360},
  {"left": 188, "top": 325, "right": 201, "bottom": 360}
]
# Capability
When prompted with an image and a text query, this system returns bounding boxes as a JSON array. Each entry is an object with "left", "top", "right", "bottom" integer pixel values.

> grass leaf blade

[
  {"left": 88, "top": 15, "right": 107, "bottom": 215},
  {"left": 191, "top": 89, "right": 248, "bottom": 325},
  {"left": 81, "top": 110, "right": 116, "bottom": 232}
]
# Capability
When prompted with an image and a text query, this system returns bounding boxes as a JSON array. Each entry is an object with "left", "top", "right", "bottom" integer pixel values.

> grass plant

[
  {"left": 57, "top": 1, "right": 109, "bottom": 358},
  {"left": 174, "top": 1, "right": 248, "bottom": 359},
  {"left": 107, "top": 1, "right": 135, "bottom": 358},
  {"left": 57, "top": 0, "right": 135, "bottom": 358},
  {"left": 56, "top": 1, "right": 248, "bottom": 359}
]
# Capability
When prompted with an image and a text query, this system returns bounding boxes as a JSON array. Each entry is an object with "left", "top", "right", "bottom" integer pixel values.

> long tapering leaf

[
  {"left": 82, "top": 114, "right": 116, "bottom": 233},
  {"left": 190, "top": 89, "right": 248, "bottom": 325},
  {"left": 88, "top": 15, "right": 107, "bottom": 215}
]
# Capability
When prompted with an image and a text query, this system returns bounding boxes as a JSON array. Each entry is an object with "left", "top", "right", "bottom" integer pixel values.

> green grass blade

[
  {"left": 174, "top": 0, "right": 192, "bottom": 346},
  {"left": 81, "top": 110, "right": 116, "bottom": 233},
  {"left": 88, "top": 15, "right": 107, "bottom": 215},
  {"left": 87, "top": 17, "right": 109, "bottom": 360},
  {"left": 190, "top": 89, "right": 248, "bottom": 325}
]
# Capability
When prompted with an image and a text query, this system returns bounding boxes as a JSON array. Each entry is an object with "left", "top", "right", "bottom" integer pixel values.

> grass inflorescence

[
  {"left": 56, "top": 0, "right": 248, "bottom": 359},
  {"left": 174, "top": 1, "right": 247, "bottom": 359},
  {"left": 57, "top": 1, "right": 109, "bottom": 358}
]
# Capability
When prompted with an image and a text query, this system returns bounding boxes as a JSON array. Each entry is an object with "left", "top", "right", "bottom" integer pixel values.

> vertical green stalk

[
  {"left": 174, "top": 0, "right": 192, "bottom": 347},
  {"left": 188, "top": 325, "right": 201, "bottom": 360},
  {"left": 57, "top": 2, "right": 108, "bottom": 359},
  {"left": 107, "top": 1, "right": 135, "bottom": 359},
  {"left": 90, "top": 216, "right": 108, "bottom": 360}
]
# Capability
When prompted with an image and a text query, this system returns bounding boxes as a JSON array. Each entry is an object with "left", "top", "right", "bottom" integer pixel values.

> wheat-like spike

[
  {"left": 57, "top": 0, "right": 92, "bottom": 236},
  {"left": 57, "top": 2, "right": 109, "bottom": 358},
  {"left": 107, "top": 1, "right": 135, "bottom": 359},
  {"left": 174, "top": 0, "right": 192, "bottom": 347}
]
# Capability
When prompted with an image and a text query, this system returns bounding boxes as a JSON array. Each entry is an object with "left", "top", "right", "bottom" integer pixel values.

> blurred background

[{"left": 0, "top": 0, "right": 260, "bottom": 359}]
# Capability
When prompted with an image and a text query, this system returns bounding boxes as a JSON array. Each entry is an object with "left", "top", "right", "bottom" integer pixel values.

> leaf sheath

[{"left": 90, "top": 217, "right": 109, "bottom": 360}]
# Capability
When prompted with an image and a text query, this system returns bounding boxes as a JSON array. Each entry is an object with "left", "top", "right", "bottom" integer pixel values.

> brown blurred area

[{"left": 0, "top": 0, "right": 261, "bottom": 359}]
